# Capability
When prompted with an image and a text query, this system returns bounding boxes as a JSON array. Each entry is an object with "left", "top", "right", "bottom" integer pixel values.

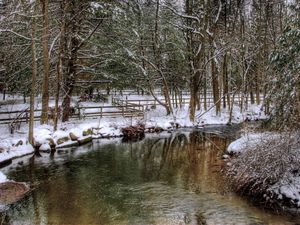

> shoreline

[
  {"left": 224, "top": 133, "right": 300, "bottom": 213},
  {"left": 0, "top": 121, "right": 235, "bottom": 169}
]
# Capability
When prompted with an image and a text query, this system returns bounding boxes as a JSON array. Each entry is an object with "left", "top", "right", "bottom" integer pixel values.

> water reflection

[{"left": 0, "top": 128, "right": 299, "bottom": 224}]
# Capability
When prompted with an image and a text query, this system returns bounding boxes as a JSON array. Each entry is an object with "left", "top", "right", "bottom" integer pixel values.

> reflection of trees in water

[
  {"left": 1, "top": 131, "right": 231, "bottom": 224},
  {"left": 0, "top": 211, "right": 9, "bottom": 225},
  {"left": 138, "top": 131, "right": 230, "bottom": 193}
]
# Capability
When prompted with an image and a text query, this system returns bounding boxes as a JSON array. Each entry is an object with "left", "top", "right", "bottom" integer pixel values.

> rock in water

[
  {"left": 57, "top": 136, "right": 70, "bottom": 145},
  {"left": 69, "top": 132, "right": 79, "bottom": 141},
  {"left": 0, "top": 182, "right": 30, "bottom": 205},
  {"left": 78, "top": 136, "right": 93, "bottom": 145}
]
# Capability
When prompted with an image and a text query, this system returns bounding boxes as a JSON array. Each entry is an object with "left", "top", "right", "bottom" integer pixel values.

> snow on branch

[
  {"left": 162, "top": 4, "right": 202, "bottom": 25},
  {"left": 0, "top": 29, "right": 32, "bottom": 41},
  {"left": 214, "top": 0, "right": 222, "bottom": 24}
]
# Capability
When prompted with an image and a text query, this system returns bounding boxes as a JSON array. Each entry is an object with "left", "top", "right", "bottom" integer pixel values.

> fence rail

[
  {"left": 0, "top": 104, "right": 145, "bottom": 134},
  {"left": 116, "top": 93, "right": 265, "bottom": 108},
  {"left": 1, "top": 92, "right": 265, "bottom": 134}
]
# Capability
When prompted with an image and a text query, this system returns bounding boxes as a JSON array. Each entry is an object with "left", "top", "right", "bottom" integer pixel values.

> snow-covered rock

[
  {"left": 0, "top": 172, "right": 7, "bottom": 183},
  {"left": 56, "top": 140, "right": 79, "bottom": 149},
  {"left": 33, "top": 125, "right": 53, "bottom": 146},
  {"left": 78, "top": 135, "right": 93, "bottom": 145},
  {"left": 39, "top": 143, "right": 51, "bottom": 152}
]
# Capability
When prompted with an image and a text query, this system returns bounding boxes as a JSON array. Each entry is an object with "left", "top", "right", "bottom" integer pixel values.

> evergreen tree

[{"left": 269, "top": 2, "right": 300, "bottom": 128}]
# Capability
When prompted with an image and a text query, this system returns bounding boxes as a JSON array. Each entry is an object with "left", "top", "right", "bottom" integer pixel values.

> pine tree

[{"left": 269, "top": 3, "right": 300, "bottom": 128}]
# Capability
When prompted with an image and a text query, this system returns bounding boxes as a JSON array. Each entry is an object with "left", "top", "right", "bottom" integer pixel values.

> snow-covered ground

[
  {"left": 0, "top": 172, "right": 7, "bottom": 183},
  {"left": 0, "top": 94, "right": 267, "bottom": 170},
  {"left": 270, "top": 175, "right": 300, "bottom": 208},
  {"left": 226, "top": 133, "right": 300, "bottom": 210},
  {"left": 227, "top": 132, "right": 279, "bottom": 154}
]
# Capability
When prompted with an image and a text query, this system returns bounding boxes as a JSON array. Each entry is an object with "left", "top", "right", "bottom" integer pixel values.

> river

[{"left": 0, "top": 126, "right": 299, "bottom": 224}]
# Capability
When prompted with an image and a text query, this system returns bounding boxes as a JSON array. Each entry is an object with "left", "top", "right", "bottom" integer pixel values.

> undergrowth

[{"left": 226, "top": 132, "right": 300, "bottom": 198}]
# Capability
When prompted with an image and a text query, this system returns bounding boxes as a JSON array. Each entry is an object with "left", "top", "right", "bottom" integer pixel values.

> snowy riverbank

[
  {"left": 225, "top": 132, "right": 300, "bottom": 211},
  {"left": 0, "top": 103, "right": 266, "bottom": 167}
]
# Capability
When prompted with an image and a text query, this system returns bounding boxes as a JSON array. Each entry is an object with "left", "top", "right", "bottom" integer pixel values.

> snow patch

[
  {"left": 39, "top": 143, "right": 51, "bottom": 152},
  {"left": 0, "top": 144, "right": 34, "bottom": 164},
  {"left": 227, "top": 133, "right": 279, "bottom": 154},
  {"left": 0, "top": 172, "right": 7, "bottom": 183}
]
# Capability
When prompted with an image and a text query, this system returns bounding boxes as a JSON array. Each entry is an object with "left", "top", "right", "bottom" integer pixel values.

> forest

[
  {"left": 0, "top": 0, "right": 300, "bottom": 223},
  {"left": 0, "top": 0, "right": 298, "bottom": 130}
]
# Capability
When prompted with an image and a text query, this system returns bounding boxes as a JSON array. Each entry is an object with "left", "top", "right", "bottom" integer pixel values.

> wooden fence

[
  {"left": 114, "top": 93, "right": 264, "bottom": 109},
  {"left": 0, "top": 92, "right": 265, "bottom": 134},
  {"left": 0, "top": 104, "right": 145, "bottom": 134}
]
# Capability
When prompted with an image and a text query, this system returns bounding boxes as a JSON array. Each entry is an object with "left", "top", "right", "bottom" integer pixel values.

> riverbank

[
  {"left": 0, "top": 103, "right": 266, "bottom": 167},
  {"left": 225, "top": 132, "right": 300, "bottom": 212},
  {"left": 3, "top": 127, "right": 299, "bottom": 224}
]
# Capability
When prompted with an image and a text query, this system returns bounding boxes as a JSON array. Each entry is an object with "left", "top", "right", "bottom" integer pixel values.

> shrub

[{"left": 226, "top": 133, "right": 300, "bottom": 198}]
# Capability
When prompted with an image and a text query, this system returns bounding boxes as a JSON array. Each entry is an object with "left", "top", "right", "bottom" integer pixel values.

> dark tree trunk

[{"left": 62, "top": 0, "right": 79, "bottom": 122}]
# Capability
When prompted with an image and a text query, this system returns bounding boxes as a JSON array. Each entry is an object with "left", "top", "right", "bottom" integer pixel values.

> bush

[{"left": 226, "top": 132, "right": 300, "bottom": 198}]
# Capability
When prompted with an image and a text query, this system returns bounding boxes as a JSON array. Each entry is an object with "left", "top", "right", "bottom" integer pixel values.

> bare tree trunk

[
  {"left": 153, "top": 0, "right": 173, "bottom": 115},
  {"left": 255, "top": 72, "right": 261, "bottom": 104},
  {"left": 228, "top": 92, "right": 236, "bottom": 124},
  {"left": 62, "top": 0, "right": 79, "bottom": 122},
  {"left": 189, "top": 60, "right": 201, "bottom": 121},
  {"left": 203, "top": 73, "right": 207, "bottom": 110},
  {"left": 211, "top": 54, "right": 220, "bottom": 115},
  {"left": 222, "top": 54, "right": 229, "bottom": 109},
  {"left": 29, "top": 2, "right": 38, "bottom": 145},
  {"left": 185, "top": 0, "right": 202, "bottom": 122},
  {"left": 54, "top": 0, "right": 66, "bottom": 130},
  {"left": 62, "top": 38, "right": 78, "bottom": 122},
  {"left": 40, "top": 0, "right": 50, "bottom": 124}
]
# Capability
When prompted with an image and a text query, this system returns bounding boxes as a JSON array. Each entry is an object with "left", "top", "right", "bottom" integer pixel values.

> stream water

[{"left": 1, "top": 126, "right": 300, "bottom": 224}]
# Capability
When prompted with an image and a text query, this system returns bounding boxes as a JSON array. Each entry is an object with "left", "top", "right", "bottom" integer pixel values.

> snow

[
  {"left": 39, "top": 143, "right": 51, "bottom": 152},
  {"left": 0, "top": 93, "right": 267, "bottom": 166},
  {"left": 69, "top": 127, "right": 82, "bottom": 137},
  {"left": 56, "top": 140, "right": 78, "bottom": 149},
  {"left": 227, "top": 133, "right": 279, "bottom": 154},
  {"left": 227, "top": 132, "right": 300, "bottom": 208},
  {"left": 0, "top": 172, "right": 7, "bottom": 183},
  {"left": 268, "top": 174, "right": 300, "bottom": 207},
  {"left": 90, "top": 2, "right": 102, "bottom": 10},
  {"left": 34, "top": 125, "right": 53, "bottom": 145},
  {"left": 0, "top": 143, "right": 34, "bottom": 164},
  {"left": 53, "top": 130, "right": 69, "bottom": 141}
]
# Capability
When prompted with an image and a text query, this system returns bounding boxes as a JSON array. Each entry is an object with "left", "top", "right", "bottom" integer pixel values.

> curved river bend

[{"left": 1, "top": 127, "right": 299, "bottom": 224}]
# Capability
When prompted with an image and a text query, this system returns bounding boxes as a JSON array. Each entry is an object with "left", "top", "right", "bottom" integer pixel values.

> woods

[
  {"left": 0, "top": 0, "right": 299, "bottom": 129},
  {"left": 2, "top": 1, "right": 300, "bottom": 221}
]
